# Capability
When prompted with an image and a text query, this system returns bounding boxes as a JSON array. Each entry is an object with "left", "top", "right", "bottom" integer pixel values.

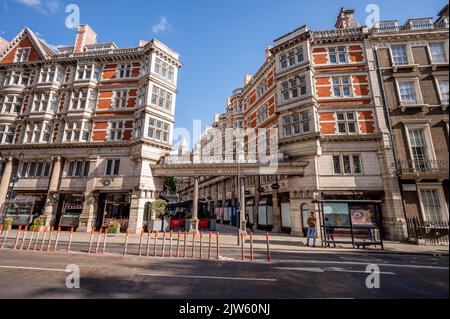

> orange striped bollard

[
  {"left": 53, "top": 227, "right": 61, "bottom": 252},
  {"left": 87, "top": 229, "right": 95, "bottom": 254},
  {"left": 153, "top": 230, "right": 159, "bottom": 256},
  {"left": 183, "top": 231, "right": 187, "bottom": 258},
  {"left": 191, "top": 231, "right": 196, "bottom": 259},
  {"left": 27, "top": 226, "right": 35, "bottom": 250},
  {"left": 250, "top": 232, "right": 254, "bottom": 261},
  {"left": 199, "top": 232, "right": 204, "bottom": 259},
  {"left": 95, "top": 229, "right": 103, "bottom": 254},
  {"left": 102, "top": 228, "right": 108, "bottom": 254},
  {"left": 241, "top": 231, "right": 245, "bottom": 261},
  {"left": 208, "top": 232, "right": 212, "bottom": 260},
  {"left": 161, "top": 231, "right": 166, "bottom": 257},
  {"left": 19, "top": 225, "right": 29, "bottom": 250},
  {"left": 1, "top": 225, "right": 11, "bottom": 249},
  {"left": 40, "top": 226, "right": 48, "bottom": 251},
  {"left": 216, "top": 232, "right": 220, "bottom": 259},
  {"left": 66, "top": 227, "right": 74, "bottom": 252},
  {"left": 46, "top": 227, "right": 54, "bottom": 251},
  {"left": 123, "top": 229, "right": 129, "bottom": 256},
  {"left": 266, "top": 232, "right": 271, "bottom": 262},
  {"left": 138, "top": 229, "right": 144, "bottom": 256},
  {"left": 176, "top": 230, "right": 181, "bottom": 258},
  {"left": 169, "top": 230, "right": 173, "bottom": 257},
  {"left": 145, "top": 231, "right": 151, "bottom": 257},
  {"left": 13, "top": 225, "right": 23, "bottom": 250}
]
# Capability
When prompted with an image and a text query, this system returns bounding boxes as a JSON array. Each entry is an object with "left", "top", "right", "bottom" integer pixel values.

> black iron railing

[
  {"left": 406, "top": 217, "right": 449, "bottom": 245},
  {"left": 396, "top": 160, "right": 449, "bottom": 175}
]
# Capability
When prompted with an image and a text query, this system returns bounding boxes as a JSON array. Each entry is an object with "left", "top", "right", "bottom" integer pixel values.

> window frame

[
  {"left": 332, "top": 154, "right": 364, "bottom": 176},
  {"left": 417, "top": 184, "right": 449, "bottom": 223}
]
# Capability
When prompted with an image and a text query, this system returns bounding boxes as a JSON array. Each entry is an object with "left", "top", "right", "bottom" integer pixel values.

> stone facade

[{"left": 0, "top": 25, "right": 181, "bottom": 234}]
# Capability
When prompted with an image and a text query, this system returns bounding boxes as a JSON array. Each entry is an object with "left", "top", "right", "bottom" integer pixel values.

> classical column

[
  {"left": 289, "top": 197, "right": 303, "bottom": 237},
  {"left": 78, "top": 158, "right": 98, "bottom": 232},
  {"left": 0, "top": 158, "right": 13, "bottom": 209},
  {"left": 129, "top": 189, "right": 147, "bottom": 234},
  {"left": 253, "top": 176, "right": 260, "bottom": 230},
  {"left": 44, "top": 157, "right": 62, "bottom": 227},
  {"left": 239, "top": 177, "right": 246, "bottom": 231},
  {"left": 189, "top": 177, "right": 199, "bottom": 233},
  {"left": 271, "top": 186, "right": 281, "bottom": 233}
]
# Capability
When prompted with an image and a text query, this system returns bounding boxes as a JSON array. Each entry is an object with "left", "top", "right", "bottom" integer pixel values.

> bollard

[
  {"left": 241, "top": 231, "right": 245, "bottom": 261},
  {"left": 169, "top": 230, "right": 173, "bottom": 257},
  {"left": 1, "top": 225, "right": 11, "bottom": 249},
  {"left": 27, "top": 226, "right": 36, "bottom": 250},
  {"left": 199, "top": 232, "right": 203, "bottom": 259},
  {"left": 161, "top": 231, "right": 166, "bottom": 257},
  {"left": 153, "top": 230, "right": 158, "bottom": 257},
  {"left": 266, "top": 232, "right": 271, "bottom": 262},
  {"left": 250, "top": 232, "right": 254, "bottom": 261},
  {"left": 102, "top": 228, "right": 108, "bottom": 254},
  {"left": 208, "top": 232, "right": 212, "bottom": 260},
  {"left": 138, "top": 229, "right": 144, "bottom": 256},
  {"left": 176, "top": 230, "right": 181, "bottom": 258},
  {"left": 145, "top": 231, "right": 151, "bottom": 257},
  {"left": 0, "top": 225, "right": 3, "bottom": 247},
  {"left": 123, "top": 229, "right": 129, "bottom": 256},
  {"left": 13, "top": 225, "right": 23, "bottom": 250},
  {"left": 34, "top": 227, "right": 41, "bottom": 251},
  {"left": 191, "top": 232, "right": 196, "bottom": 259},
  {"left": 95, "top": 229, "right": 103, "bottom": 254},
  {"left": 46, "top": 227, "right": 54, "bottom": 252},
  {"left": 20, "top": 225, "right": 29, "bottom": 250},
  {"left": 40, "top": 226, "right": 48, "bottom": 251},
  {"left": 183, "top": 231, "right": 187, "bottom": 258},
  {"left": 216, "top": 232, "right": 220, "bottom": 259},
  {"left": 67, "top": 227, "right": 74, "bottom": 253},
  {"left": 88, "top": 229, "right": 95, "bottom": 254},
  {"left": 53, "top": 227, "right": 61, "bottom": 252}
]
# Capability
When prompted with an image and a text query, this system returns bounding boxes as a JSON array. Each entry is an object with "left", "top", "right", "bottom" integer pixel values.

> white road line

[
  {"left": 273, "top": 260, "right": 448, "bottom": 270},
  {"left": 138, "top": 273, "right": 277, "bottom": 282},
  {"left": 0, "top": 265, "right": 67, "bottom": 272},
  {"left": 274, "top": 267, "right": 395, "bottom": 275}
]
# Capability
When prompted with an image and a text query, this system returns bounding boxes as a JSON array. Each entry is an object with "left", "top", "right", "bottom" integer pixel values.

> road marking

[
  {"left": 273, "top": 260, "right": 448, "bottom": 270},
  {"left": 274, "top": 267, "right": 395, "bottom": 275},
  {"left": 138, "top": 273, "right": 277, "bottom": 282},
  {"left": 0, "top": 265, "right": 67, "bottom": 272}
]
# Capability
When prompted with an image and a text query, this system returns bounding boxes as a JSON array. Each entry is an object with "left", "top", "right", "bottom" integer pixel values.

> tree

[{"left": 163, "top": 176, "right": 177, "bottom": 193}]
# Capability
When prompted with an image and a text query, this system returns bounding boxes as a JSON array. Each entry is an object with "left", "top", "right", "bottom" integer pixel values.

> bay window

[
  {"left": 151, "top": 85, "right": 172, "bottom": 111},
  {"left": 154, "top": 57, "right": 175, "bottom": 82},
  {"left": 71, "top": 89, "right": 97, "bottom": 110},
  {"left": 279, "top": 45, "right": 305, "bottom": 70},
  {"left": 76, "top": 64, "right": 100, "bottom": 81},
  {"left": 39, "top": 65, "right": 64, "bottom": 83},
  {"left": 148, "top": 117, "right": 170, "bottom": 143},
  {"left": 283, "top": 111, "right": 310, "bottom": 137},
  {"left": 65, "top": 121, "right": 91, "bottom": 142},
  {"left": 0, "top": 124, "right": 15, "bottom": 144},
  {"left": 0, "top": 95, "right": 23, "bottom": 113},
  {"left": 281, "top": 75, "right": 307, "bottom": 101}
]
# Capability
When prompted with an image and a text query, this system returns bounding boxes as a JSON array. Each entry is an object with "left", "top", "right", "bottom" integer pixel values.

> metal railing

[
  {"left": 396, "top": 160, "right": 449, "bottom": 175},
  {"left": 406, "top": 217, "right": 449, "bottom": 245},
  {"left": 373, "top": 20, "right": 449, "bottom": 33}
]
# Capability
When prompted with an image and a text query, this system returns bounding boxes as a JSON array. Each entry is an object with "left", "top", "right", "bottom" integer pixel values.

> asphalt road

[{"left": 0, "top": 248, "right": 448, "bottom": 299}]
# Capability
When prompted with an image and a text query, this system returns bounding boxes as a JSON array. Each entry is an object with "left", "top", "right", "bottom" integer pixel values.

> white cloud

[
  {"left": 152, "top": 17, "right": 172, "bottom": 35},
  {"left": 13, "top": 0, "right": 61, "bottom": 14},
  {"left": 36, "top": 33, "right": 66, "bottom": 52}
]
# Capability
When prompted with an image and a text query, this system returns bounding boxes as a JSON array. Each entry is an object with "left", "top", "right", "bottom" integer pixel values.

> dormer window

[{"left": 14, "top": 48, "right": 30, "bottom": 63}]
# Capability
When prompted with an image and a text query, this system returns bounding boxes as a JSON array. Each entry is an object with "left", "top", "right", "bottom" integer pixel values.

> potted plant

[
  {"left": 148, "top": 199, "right": 167, "bottom": 232},
  {"left": 32, "top": 216, "right": 45, "bottom": 232},
  {"left": 2, "top": 217, "right": 13, "bottom": 230},
  {"left": 108, "top": 219, "right": 121, "bottom": 234}
]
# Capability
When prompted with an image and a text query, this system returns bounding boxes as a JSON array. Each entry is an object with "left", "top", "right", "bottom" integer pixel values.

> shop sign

[{"left": 402, "top": 184, "right": 417, "bottom": 192}]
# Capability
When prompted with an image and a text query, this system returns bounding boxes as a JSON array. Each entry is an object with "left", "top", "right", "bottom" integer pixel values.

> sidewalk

[{"left": 2, "top": 223, "right": 448, "bottom": 258}]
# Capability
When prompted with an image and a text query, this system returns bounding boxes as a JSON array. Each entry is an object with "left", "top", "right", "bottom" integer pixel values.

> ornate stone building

[
  {"left": 0, "top": 25, "right": 181, "bottom": 233},
  {"left": 178, "top": 6, "right": 449, "bottom": 241}
]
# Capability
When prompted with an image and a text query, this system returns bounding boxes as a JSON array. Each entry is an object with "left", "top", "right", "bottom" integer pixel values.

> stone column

[
  {"left": 271, "top": 187, "right": 281, "bottom": 233},
  {"left": 189, "top": 177, "right": 199, "bottom": 233},
  {"left": 129, "top": 190, "right": 147, "bottom": 234},
  {"left": 239, "top": 177, "right": 246, "bottom": 231},
  {"left": 78, "top": 158, "right": 98, "bottom": 232},
  {"left": 289, "top": 197, "right": 303, "bottom": 237},
  {"left": 253, "top": 176, "right": 260, "bottom": 231},
  {"left": 0, "top": 158, "right": 13, "bottom": 207},
  {"left": 44, "top": 157, "right": 62, "bottom": 227}
]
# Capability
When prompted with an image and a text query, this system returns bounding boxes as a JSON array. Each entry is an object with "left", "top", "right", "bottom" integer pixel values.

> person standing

[
  {"left": 324, "top": 217, "right": 336, "bottom": 248},
  {"left": 306, "top": 212, "right": 317, "bottom": 247}
]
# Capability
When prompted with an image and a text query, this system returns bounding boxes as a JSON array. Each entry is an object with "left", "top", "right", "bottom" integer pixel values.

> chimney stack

[
  {"left": 244, "top": 74, "right": 253, "bottom": 86},
  {"left": 74, "top": 24, "right": 97, "bottom": 53},
  {"left": 265, "top": 46, "right": 273, "bottom": 61},
  {"left": 0, "top": 37, "right": 9, "bottom": 53},
  {"left": 335, "top": 8, "right": 360, "bottom": 29}
]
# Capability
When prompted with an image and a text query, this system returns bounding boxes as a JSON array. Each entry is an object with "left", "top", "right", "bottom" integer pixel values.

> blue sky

[{"left": 0, "top": 0, "right": 447, "bottom": 145}]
